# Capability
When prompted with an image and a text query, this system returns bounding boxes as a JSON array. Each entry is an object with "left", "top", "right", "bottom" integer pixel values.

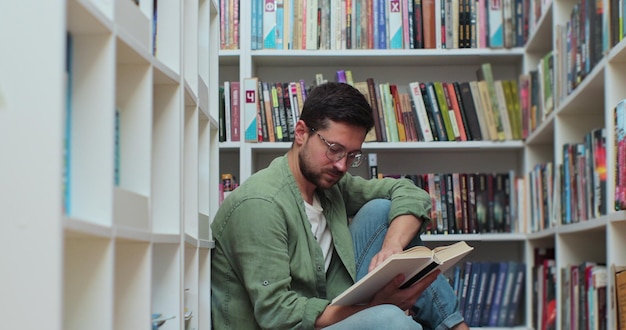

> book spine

[
  {"left": 244, "top": 77, "right": 260, "bottom": 142},
  {"left": 408, "top": 82, "right": 435, "bottom": 141},
  {"left": 433, "top": 81, "right": 457, "bottom": 141},
  {"left": 230, "top": 81, "right": 241, "bottom": 141},
  {"left": 388, "top": 0, "right": 403, "bottom": 48},
  {"left": 264, "top": 0, "right": 277, "bottom": 48}
]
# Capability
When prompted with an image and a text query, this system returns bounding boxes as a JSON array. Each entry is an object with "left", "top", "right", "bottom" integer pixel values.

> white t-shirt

[{"left": 304, "top": 195, "right": 334, "bottom": 272}]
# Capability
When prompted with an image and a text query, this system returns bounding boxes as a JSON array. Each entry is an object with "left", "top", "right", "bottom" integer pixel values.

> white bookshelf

[
  {"left": 1, "top": 0, "right": 220, "bottom": 329},
  {"left": 216, "top": 0, "right": 626, "bottom": 329}
]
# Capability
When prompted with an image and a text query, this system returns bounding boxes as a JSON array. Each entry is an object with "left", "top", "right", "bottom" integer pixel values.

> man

[{"left": 211, "top": 82, "right": 468, "bottom": 329}]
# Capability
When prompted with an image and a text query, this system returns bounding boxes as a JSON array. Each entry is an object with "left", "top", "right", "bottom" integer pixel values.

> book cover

[
  {"left": 445, "top": 82, "right": 468, "bottom": 141},
  {"left": 487, "top": 261, "right": 510, "bottom": 326},
  {"left": 488, "top": 0, "right": 504, "bottom": 47},
  {"left": 470, "top": 262, "right": 492, "bottom": 326},
  {"left": 506, "top": 261, "right": 526, "bottom": 326},
  {"left": 353, "top": 81, "right": 378, "bottom": 142},
  {"left": 389, "top": 84, "right": 408, "bottom": 141},
  {"left": 433, "top": 81, "right": 457, "bottom": 141},
  {"left": 224, "top": 81, "right": 231, "bottom": 141},
  {"left": 420, "top": 82, "right": 445, "bottom": 141},
  {"left": 269, "top": 83, "right": 284, "bottom": 142},
  {"left": 480, "top": 262, "right": 501, "bottom": 325},
  {"left": 413, "top": 0, "right": 424, "bottom": 48},
  {"left": 497, "top": 261, "right": 521, "bottom": 326},
  {"left": 380, "top": 83, "right": 400, "bottom": 142},
  {"left": 281, "top": 82, "right": 295, "bottom": 140},
  {"left": 463, "top": 261, "right": 483, "bottom": 324},
  {"left": 615, "top": 267, "right": 626, "bottom": 330},
  {"left": 244, "top": 77, "right": 260, "bottom": 142},
  {"left": 257, "top": 80, "right": 269, "bottom": 141},
  {"left": 476, "top": 63, "right": 506, "bottom": 141},
  {"left": 330, "top": 241, "right": 474, "bottom": 306},
  {"left": 366, "top": 78, "right": 385, "bottom": 141},
  {"left": 230, "top": 81, "right": 241, "bottom": 141},
  {"left": 219, "top": 86, "right": 226, "bottom": 142},
  {"left": 408, "top": 82, "right": 435, "bottom": 142},
  {"left": 263, "top": 0, "right": 277, "bottom": 49},
  {"left": 422, "top": 0, "right": 437, "bottom": 48},
  {"left": 388, "top": 0, "right": 404, "bottom": 48},
  {"left": 493, "top": 80, "right": 513, "bottom": 140},
  {"left": 274, "top": 82, "right": 290, "bottom": 141},
  {"left": 458, "top": 81, "right": 483, "bottom": 141}
]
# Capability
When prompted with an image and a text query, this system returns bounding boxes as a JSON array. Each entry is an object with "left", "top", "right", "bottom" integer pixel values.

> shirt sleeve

[
  {"left": 336, "top": 174, "right": 432, "bottom": 232},
  {"left": 218, "top": 196, "right": 329, "bottom": 329}
]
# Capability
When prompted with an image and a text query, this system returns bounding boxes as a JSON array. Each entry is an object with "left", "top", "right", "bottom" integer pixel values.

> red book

[{"left": 230, "top": 81, "right": 240, "bottom": 141}]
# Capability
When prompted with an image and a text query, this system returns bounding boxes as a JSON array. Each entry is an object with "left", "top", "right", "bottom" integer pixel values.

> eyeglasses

[{"left": 310, "top": 128, "right": 364, "bottom": 168}]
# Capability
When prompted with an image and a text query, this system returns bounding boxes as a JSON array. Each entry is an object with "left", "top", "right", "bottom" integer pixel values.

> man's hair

[{"left": 299, "top": 82, "right": 375, "bottom": 132}]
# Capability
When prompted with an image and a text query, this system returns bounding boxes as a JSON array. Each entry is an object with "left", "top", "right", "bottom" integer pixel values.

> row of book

[
  {"left": 247, "top": 0, "right": 531, "bottom": 50},
  {"left": 615, "top": 99, "right": 626, "bottom": 211},
  {"left": 373, "top": 170, "right": 523, "bottom": 234},
  {"left": 218, "top": 63, "right": 528, "bottom": 144},
  {"left": 219, "top": 0, "right": 240, "bottom": 50},
  {"left": 520, "top": 51, "right": 555, "bottom": 138},
  {"left": 527, "top": 127, "right": 608, "bottom": 232},
  {"left": 448, "top": 260, "right": 526, "bottom": 327}
]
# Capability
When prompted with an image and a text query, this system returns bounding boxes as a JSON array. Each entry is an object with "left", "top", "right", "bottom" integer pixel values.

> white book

[
  {"left": 331, "top": 241, "right": 474, "bottom": 306},
  {"left": 408, "top": 82, "right": 435, "bottom": 142},
  {"left": 434, "top": 0, "right": 443, "bottom": 48},
  {"left": 263, "top": 0, "right": 277, "bottom": 49},
  {"left": 244, "top": 77, "right": 260, "bottom": 142},
  {"left": 488, "top": 0, "right": 504, "bottom": 47},
  {"left": 305, "top": 0, "right": 318, "bottom": 49},
  {"left": 388, "top": 0, "right": 403, "bottom": 48},
  {"left": 224, "top": 81, "right": 231, "bottom": 141}
]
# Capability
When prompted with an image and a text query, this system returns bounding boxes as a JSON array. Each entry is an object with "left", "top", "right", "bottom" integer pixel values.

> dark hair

[{"left": 299, "top": 82, "right": 374, "bottom": 132}]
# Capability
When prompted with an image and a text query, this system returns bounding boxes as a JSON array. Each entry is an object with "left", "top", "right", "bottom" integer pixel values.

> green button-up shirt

[{"left": 211, "top": 155, "right": 431, "bottom": 329}]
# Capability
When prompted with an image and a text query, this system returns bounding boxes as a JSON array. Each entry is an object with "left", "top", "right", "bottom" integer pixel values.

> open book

[{"left": 330, "top": 241, "right": 474, "bottom": 306}]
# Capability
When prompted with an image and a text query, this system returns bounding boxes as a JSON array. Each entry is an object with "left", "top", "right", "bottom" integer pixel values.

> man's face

[{"left": 298, "top": 122, "right": 366, "bottom": 189}]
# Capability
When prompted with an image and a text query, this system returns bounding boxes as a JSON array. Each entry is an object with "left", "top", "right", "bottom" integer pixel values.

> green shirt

[{"left": 211, "top": 155, "right": 431, "bottom": 329}]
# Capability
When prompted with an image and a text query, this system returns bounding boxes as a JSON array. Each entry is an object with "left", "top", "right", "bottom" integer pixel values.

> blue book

[
  {"left": 496, "top": 261, "right": 519, "bottom": 326},
  {"left": 376, "top": 0, "right": 387, "bottom": 48},
  {"left": 505, "top": 262, "right": 526, "bottom": 326},
  {"left": 470, "top": 262, "right": 492, "bottom": 326},
  {"left": 463, "top": 261, "right": 482, "bottom": 324},
  {"left": 459, "top": 261, "right": 473, "bottom": 315},
  {"left": 63, "top": 32, "right": 73, "bottom": 215},
  {"left": 480, "top": 262, "right": 501, "bottom": 326},
  {"left": 487, "top": 261, "right": 509, "bottom": 326},
  {"left": 251, "top": 0, "right": 258, "bottom": 49},
  {"left": 275, "top": 0, "right": 284, "bottom": 49}
]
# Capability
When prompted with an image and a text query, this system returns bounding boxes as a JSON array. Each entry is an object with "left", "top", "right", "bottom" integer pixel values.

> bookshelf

[
  {"left": 2, "top": 0, "right": 220, "bottom": 329},
  {"left": 217, "top": 0, "right": 626, "bottom": 329}
]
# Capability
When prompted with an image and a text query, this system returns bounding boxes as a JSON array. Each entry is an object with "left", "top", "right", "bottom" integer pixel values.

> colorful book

[
  {"left": 408, "top": 82, "right": 435, "bottom": 142},
  {"left": 263, "top": 0, "right": 277, "bottom": 49},
  {"left": 244, "top": 77, "right": 260, "bottom": 142}
]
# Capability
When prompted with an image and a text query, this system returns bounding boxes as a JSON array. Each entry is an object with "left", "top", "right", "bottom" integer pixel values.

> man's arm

[{"left": 368, "top": 214, "right": 423, "bottom": 272}]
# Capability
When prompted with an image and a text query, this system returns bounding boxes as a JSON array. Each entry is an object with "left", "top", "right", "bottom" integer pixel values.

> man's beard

[{"left": 298, "top": 145, "right": 345, "bottom": 189}]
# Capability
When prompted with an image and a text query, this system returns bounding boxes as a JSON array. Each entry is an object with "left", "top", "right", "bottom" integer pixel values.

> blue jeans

[{"left": 324, "top": 199, "right": 464, "bottom": 330}]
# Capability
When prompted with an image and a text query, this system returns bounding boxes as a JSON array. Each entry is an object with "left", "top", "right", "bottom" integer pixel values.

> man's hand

[
  {"left": 369, "top": 270, "right": 440, "bottom": 311},
  {"left": 368, "top": 243, "right": 404, "bottom": 272},
  {"left": 368, "top": 214, "right": 423, "bottom": 272}
]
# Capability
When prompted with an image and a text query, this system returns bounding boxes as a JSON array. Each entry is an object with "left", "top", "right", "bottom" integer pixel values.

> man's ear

[{"left": 294, "top": 120, "right": 308, "bottom": 144}]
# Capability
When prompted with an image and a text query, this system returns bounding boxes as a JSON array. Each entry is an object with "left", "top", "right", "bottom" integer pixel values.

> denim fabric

[
  {"left": 332, "top": 199, "right": 465, "bottom": 330},
  {"left": 322, "top": 304, "right": 423, "bottom": 330}
]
